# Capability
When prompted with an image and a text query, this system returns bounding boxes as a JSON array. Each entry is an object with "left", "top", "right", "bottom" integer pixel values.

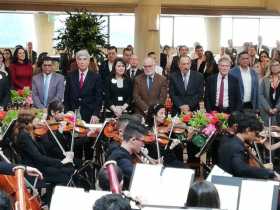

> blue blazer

[{"left": 230, "top": 66, "right": 259, "bottom": 110}]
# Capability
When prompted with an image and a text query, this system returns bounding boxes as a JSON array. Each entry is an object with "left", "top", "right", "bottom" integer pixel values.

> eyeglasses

[{"left": 43, "top": 64, "right": 52, "bottom": 67}]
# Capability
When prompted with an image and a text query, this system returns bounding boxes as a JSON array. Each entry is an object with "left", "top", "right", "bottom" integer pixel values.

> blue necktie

[
  {"left": 43, "top": 75, "right": 50, "bottom": 107},
  {"left": 148, "top": 76, "right": 153, "bottom": 92}
]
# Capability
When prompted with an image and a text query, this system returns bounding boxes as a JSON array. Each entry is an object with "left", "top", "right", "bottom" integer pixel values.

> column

[
  {"left": 34, "top": 14, "right": 55, "bottom": 54},
  {"left": 134, "top": 0, "right": 161, "bottom": 64},
  {"left": 205, "top": 17, "right": 221, "bottom": 54}
]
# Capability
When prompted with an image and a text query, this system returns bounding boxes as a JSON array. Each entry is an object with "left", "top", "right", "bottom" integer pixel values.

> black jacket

[
  {"left": 64, "top": 70, "right": 103, "bottom": 122},
  {"left": 218, "top": 135, "right": 275, "bottom": 179},
  {"left": 108, "top": 146, "right": 133, "bottom": 189},
  {"left": 204, "top": 73, "right": 242, "bottom": 113},
  {"left": 0, "top": 72, "right": 10, "bottom": 108},
  {"left": 169, "top": 70, "right": 204, "bottom": 113}
]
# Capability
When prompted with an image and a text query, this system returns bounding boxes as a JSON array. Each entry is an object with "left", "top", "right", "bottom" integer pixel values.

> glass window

[
  {"left": 174, "top": 16, "right": 207, "bottom": 48},
  {"left": 53, "top": 15, "right": 68, "bottom": 46},
  {"left": 109, "top": 15, "right": 134, "bottom": 47},
  {"left": 260, "top": 18, "right": 280, "bottom": 47},
  {"left": 0, "top": 13, "right": 36, "bottom": 49},
  {"left": 220, "top": 17, "right": 233, "bottom": 47},
  {"left": 160, "top": 16, "right": 173, "bottom": 47},
  {"left": 232, "top": 18, "right": 259, "bottom": 46}
]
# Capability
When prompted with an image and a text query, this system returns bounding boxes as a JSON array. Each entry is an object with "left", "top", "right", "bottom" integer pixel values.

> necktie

[
  {"left": 218, "top": 76, "right": 225, "bottom": 108},
  {"left": 43, "top": 75, "right": 50, "bottom": 107},
  {"left": 131, "top": 69, "right": 135, "bottom": 79},
  {"left": 80, "top": 72, "right": 84, "bottom": 89},
  {"left": 183, "top": 73, "right": 188, "bottom": 91},
  {"left": 148, "top": 76, "right": 153, "bottom": 91}
]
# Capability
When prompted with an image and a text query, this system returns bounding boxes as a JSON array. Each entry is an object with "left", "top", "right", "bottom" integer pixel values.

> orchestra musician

[
  {"left": 107, "top": 121, "right": 148, "bottom": 189},
  {"left": 145, "top": 104, "right": 184, "bottom": 167},
  {"left": 13, "top": 111, "right": 75, "bottom": 186},
  {"left": 217, "top": 111, "right": 280, "bottom": 180}
]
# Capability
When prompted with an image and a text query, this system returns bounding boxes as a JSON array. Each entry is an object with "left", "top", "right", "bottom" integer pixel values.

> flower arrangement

[
  {"left": 180, "top": 111, "right": 229, "bottom": 147},
  {"left": 10, "top": 87, "right": 32, "bottom": 107}
]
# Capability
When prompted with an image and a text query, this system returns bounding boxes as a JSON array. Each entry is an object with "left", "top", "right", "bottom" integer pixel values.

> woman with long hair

[
  {"left": 105, "top": 58, "right": 132, "bottom": 118},
  {"left": 9, "top": 47, "right": 32, "bottom": 90}
]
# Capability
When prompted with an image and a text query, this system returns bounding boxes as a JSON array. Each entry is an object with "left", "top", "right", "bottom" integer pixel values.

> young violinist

[
  {"left": 107, "top": 121, "right": 148, "bottom": 190},
  {"left": 145, "top": 104, "right": 184, "bottom": 168},
  {"left": 217, "top": 111, "right": 280, "bottom": 180},
  {"left": 13, "top": 111, "right": 75, "bottom": 186}
]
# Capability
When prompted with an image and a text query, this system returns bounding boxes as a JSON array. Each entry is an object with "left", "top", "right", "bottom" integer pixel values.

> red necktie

[
  {"left": 218, "top": 76, "right": 225, "bottom": 108},
  {"left": 79, "top": 72, "right": 84, "bottom": 89}
]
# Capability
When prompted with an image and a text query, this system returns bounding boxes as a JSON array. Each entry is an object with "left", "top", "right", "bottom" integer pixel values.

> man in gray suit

[{"left": 32, "top": 56, "right": 64, "bottom": 108}]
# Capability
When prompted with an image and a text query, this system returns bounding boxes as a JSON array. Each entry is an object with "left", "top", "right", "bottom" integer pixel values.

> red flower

[
  {"left": 210, "top": 116, "right": 219, "bottom": 124},
  {"left": 183, "top": 114, "right": 192, "bottom": 123},
  {"left": 17, "top": 89, "right": 24, "bottom": 96},
  {"left": 0, "top": 111, "right": 6, "bottom": 120}
]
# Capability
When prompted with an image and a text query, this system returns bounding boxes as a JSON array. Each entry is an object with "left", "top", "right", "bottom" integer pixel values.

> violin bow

[
  {"left": 153, "top": 116, "right": 161, "bottom": 164},
  {"left": 44, "top": 120, "right": 66, "bottom": 157},
  {"left": 91, "top": 119, "right": 108, "bottom": 151},
  {"left": 70, "top": 109, "right": 78, "bottom": 152},
  {"left": 163, "top": 114, "right": 176, "bottom": 150},
  {"left": 268, "top": 116, "right": 272, "bottom": 164}
]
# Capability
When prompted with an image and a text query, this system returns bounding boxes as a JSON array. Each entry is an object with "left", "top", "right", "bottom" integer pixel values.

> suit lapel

[
  {"left": 81, "top": 71, "right": 91, "bottom": 92},
  {"left": 176, "top": 72, "right": 186, "bottom": 95},
  {"left": 186, "top": 71, "right": 192, "bottom": 93},
  {"left": 74, "top": 70, "right": 80, "bottom": 91},
  {"left": 39, "top": 74, "right": 44, "bottom": 103},
  {"left": 213, "top": 75, "right": 218, "bottom": 100}
]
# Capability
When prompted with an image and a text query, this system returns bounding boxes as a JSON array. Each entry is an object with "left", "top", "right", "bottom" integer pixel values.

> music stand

[
  {"left": 129, "top": 163, "right": 195, "bottom": 207},
  {"left": 0, "top": 119, "right": 16, "bottom": 141},
  {"left": 195, "top": 131, "right": 216, "bottom": 158},
  {"left": 210, "top": 175, "right": 279, "bottom": 210}
]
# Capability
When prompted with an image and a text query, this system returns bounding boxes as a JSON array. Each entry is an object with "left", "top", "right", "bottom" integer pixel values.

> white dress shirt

[
  {"left": 108, "top": 62, "right": 113, "bottom": 72},
  {"left": 79, "top": 69, "right": 88, "bottom": 83},
  {"left": 240, "top": 67, "right": 252, "bottom": 102},
  {"left": 181, "top": 70, "right": 190, "bottom": 89},
  {"left": 216, "top": 73, "right": 229, "bottom": 107}
]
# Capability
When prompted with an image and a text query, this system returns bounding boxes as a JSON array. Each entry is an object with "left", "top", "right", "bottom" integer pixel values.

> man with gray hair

[
  {"left": 204, "top": 56, "right": 242, "bottom": 113},
  {"left": 64, "top": 49, "right": 103, "bottom": 123}
]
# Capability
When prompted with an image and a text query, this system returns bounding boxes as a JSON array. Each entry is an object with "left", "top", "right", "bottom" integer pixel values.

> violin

[{"left": 103, "top": 120, "right": 122, "bottom": 143}]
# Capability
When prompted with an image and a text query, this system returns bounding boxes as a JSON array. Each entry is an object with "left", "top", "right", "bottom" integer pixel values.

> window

[
  {"left": 174, "top": 16, "right": 207, "bottom": 48},
  {"left": 0, "top": 13, "right": 36, "bottom": 49},
  {"left": 160, "top": 16, "right": 173, "bottom": 47},
  {"left": 232, "top": 18, "right": 259, "bottom": 46},
  {"left": 109, "top": 15, "right": 135, "bottom": 47},
  {"left": 260, "top": 18, "right": 280, "bottom": 47},
  {"left": 220, "top": 17, "right": 233, "bottom": 47}
]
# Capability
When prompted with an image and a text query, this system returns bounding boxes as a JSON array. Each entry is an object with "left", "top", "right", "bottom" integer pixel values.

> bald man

[{"left": 133, "top": 57, "right": 167, "bottom": 115}]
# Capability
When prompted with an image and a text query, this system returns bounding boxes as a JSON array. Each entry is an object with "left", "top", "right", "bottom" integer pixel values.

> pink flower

[
  {"left": 25, "top": 96, "right": 33, "bottom": 105},
  {"left": 206, "top": 113, "right": 219, "bottom": 125},
  {"left": 202, "top": 124, "right": 216, "bottom": 136}
]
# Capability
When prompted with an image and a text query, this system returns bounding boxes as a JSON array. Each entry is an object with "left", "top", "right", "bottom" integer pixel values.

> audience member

[
  {"left": 3, "top": 48, "right": 12, "bottom": 68},
  {"left": 147, "top": 51, "right": 163, "bottom": 75},
  {"left": 9, "top": 46, "right": 33, "bottom": 90},
  {"left": 170, "top": 45, "right": 189, "bottom": 73},
  {"left": 32, "top": 56, "right": 65, "bottom": 108},
  {"left": 104, "top": 58, "right": 133, "bottom": 117},
  {"left": 99, "top": 46, "right": 118, "bottom": 82},
  {"left": 133, "top": 57, "right": 167, "bottom": 116}
]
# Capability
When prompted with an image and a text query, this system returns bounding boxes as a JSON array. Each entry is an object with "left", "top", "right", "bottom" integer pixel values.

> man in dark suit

[
  {"left": 218, "top": 111, "right": 280, "bottom": 180},
  {"left": 26, "top": 41, "right": 37, "bottom": 65},
  {"left": 133, "top": 57, "right": 167, "bottom": 116},
  {"left": 99, "top": 46, "right": 117, "bottom": 83},
  {"left": 230, "top": 51, "right": 259, "bottom": 111},
  {"left": 32, "top": 56, "right": 65, "bottom": 108},
  {"left": 169, "top": 56, "right": 204, "bottom": 114},
  {"left": 126, "top": 54, "right": 143, "bottom": 80},
  {"left": 64, "top": 49, "right": 103, "bottom": 123},
  {"left": 170, "top": 45, "right": 189, "bottom": 73},
  {"left": 0, "top": 72, "right": 10, "bottom": 109},
  {"left": 204, "top": 56, "right": 242, "bottom": 113}
]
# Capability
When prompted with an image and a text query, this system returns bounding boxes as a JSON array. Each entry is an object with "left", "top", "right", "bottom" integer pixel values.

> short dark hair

[
  {"left": 108, "top": 46, "right": 117, "bottom": 53},
  {"left": 0, "top": 190, "right": 12, "bottom": 210},
  {"left": 238, "top": 51, "right": 249, "bottom": 59},
  {"left": 12, "top": 47, "right": 29, "bottom": 64},
  {"left": 93, "top": 194, "right": 131, "bottom": 210},
  {"left": 178, "top": 45, "right": 188, "bottom": 51},
  {"left": 117, "top": 114, "right": 143, "bottom": 131},
  {"left": 235, "top": 111, "right": 263, "bottom": 133},
  {"left": 195, "top": 45, "right": 203, "bottom": 50},
  {"left": 147, "top": 51, "right": 156, "bottom": 56},
  {"left": 97, "top": 164, "right": 123, "bottom": 191},
  {"left": 186, "top": 181, "right": 220, "bottom": 208},
  {"left": 123, "top": 47, "right": 132, "bottom": 55},
  {"left": 42, "top": 56, "right": 53, "bottom": 63},
  {"left": 47, "top": 100, "right": 64, "bottom": 118},
  {"left": 123, "top": 122, "right": 148, "bottom": 142}
]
